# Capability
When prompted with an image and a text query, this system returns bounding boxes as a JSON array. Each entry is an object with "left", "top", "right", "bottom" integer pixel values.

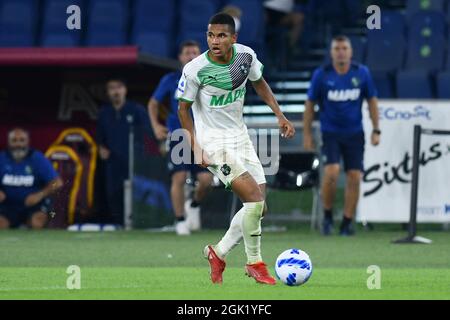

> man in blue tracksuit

[
  {"left": 0, "top": 128, "right": 63, "bottom": 229},
  {"left": 148, "top": 41, "right": 212, "bottom": 236},
  {"left": 96, "top": 78, "right": 152, "bottom": 226},
  {"left": 303, "top": 35, "right": 380, "bottom": 236}
]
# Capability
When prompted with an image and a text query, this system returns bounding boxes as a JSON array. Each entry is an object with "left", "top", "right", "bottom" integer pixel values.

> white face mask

[{"left": 233, "top": 17, "right": 241, "bottom": 33}]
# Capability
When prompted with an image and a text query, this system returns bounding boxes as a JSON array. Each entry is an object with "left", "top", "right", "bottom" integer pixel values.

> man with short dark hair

[
  {"left": 97, "top": 78, "right": 151, "bottom": 226},
  {"left": 148, "top": 41, "right": 213, "bottom": 236},
  {"left": 303, "top": 35, "right": 380, "bottom": 236},
  {"left": 0, "top": 128, "right": 63, "bottom": 229},
  {"left": 177, "top": 13, "right": 295, "bottom": 285}
]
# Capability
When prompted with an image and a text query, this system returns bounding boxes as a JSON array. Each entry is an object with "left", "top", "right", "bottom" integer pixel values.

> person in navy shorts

[
  {"left": 0, "top": 128, "right": 63, "bottom": 229},
  {"left": 148, "top": 41, "right": 213, "bottom": 236},
  {"left": 303, "top": 35, "right": 381, "bottom": 236}
]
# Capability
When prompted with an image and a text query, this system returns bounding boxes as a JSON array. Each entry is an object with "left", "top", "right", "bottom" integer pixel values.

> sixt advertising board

[{"left": 357, "top": 100, "right": 450, "bottom": 223}]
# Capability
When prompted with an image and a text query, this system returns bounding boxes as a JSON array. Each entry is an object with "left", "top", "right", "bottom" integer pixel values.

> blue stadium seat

[
  {"left": 379, "top": 10, "right": 405, "bottom": 35},
  {"left": 405, "top": 35, "right": 445, "bottom": 71},
  {"left": 41, "top": 0, "right": 84, "bottom": 47},
  {"left": 226, "top": 0, "right": 265, "bottom": 47},
  {"left": 132, "top": 0, "right": 175, "bottom": 34},
  {"left": 132, "top": 32, "right": 170, "bottom": 56},
  {"left": 396, "top": 70, "right": 433, "bottom": 98},
  {"left": 179, "top": 0, "right": 219, "bottom": 34},
  {"left": 348, "top": 35, "right": 366, "bottom": 63},
  {"left": 436, "top": 71, "right": 450, "bottom": 98},
  {"left": 177, "top": 32, "right": 209, "bottom": 53},
  {"left": 408, "top": 11, "right": 446, "bottom": 39},
  {"left": 0, "top": 0, "right": 38, "bottom": 47},
  {"left": 447, "top": 46, "right": 450, "bottom": 69},
  {"left": 371, "top": 71, "right": 394, "bottom": 98},
  {"left": 41, "top": 34, "right": 80, "bottom": 47},
  {"left": 366, "top": 33, "right": 405, "bottom": 72},
  {"left": 405, "top": 0, "right": 445, "bottom": 18},
  {"left": 85, "top": 0, "right": 128, "bottom": 46}
]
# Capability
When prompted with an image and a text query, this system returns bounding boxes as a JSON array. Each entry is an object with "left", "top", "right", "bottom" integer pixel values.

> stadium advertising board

[{"left": 358, "top": 100, "right": 450, "bottom": 223}]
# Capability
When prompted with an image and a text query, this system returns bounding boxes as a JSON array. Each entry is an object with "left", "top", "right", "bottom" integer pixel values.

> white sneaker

[
  {"left": 185, "top": 199, "right": 201, "bottom": 231},
  {"left": 175, "top": 220, "right": 191, "bottom": 236}
]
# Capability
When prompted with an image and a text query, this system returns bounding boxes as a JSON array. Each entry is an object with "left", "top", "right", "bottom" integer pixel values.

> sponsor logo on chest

[
  {"left": 2, "top": 174, "right": 35, "bottom": 187},
  {"left": 327, "top": 88, "right": 361, "bottom": 101},
  {"left": 210, "top": 87, "right": 246, "bottom": 107}
]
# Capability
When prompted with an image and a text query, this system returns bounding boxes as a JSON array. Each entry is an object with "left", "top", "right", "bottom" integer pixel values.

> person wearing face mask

[{"left": 0, "top": 128, "right": 63, "bottom": 229}]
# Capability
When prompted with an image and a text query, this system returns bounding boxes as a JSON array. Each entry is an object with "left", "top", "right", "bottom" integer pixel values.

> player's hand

[
  {"left": 278, "top": 116, "right": 295, "bottom": 138},
  {"left": 24, "top": 192, "right": 44, "bottom": 207},
  {"left": 371, "top": 132, "right": 380, "bottom": 146},
  {"left": 99, "top": 146, "right": 110, "bottom": 160},
  {"left": 0, "top": 190, "right": 6, "bottom": 203},
  {"left": 154, "top": 124, "right": 168, "bottom": 141},
  {"left": 303, "top": 133, "right": 315, "bottom": 151}
]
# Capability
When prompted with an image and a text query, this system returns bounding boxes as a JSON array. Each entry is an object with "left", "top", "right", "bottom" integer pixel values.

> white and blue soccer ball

[{"left": 275, "top": 248, "right": 313, "bottom": 286}]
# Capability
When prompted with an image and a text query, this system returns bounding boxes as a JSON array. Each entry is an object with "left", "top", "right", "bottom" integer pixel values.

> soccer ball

[{"left": 275, "top": 248, "right": 313, "bottom": 286}]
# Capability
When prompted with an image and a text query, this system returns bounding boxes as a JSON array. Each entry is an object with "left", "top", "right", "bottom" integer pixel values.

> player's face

[
  {"left": 106, "top": 81, "right": 127, "bottom": 105},
  {"left": 206, "top": 24, "right": 237, "bottom": 59},
  {"left": 330, "top": 40, "right": 353, "bottom": 65},
  {"left": 8, "top": 129, "right": 29, "bottom": 161},
  {"left": 179, "top": 45, "right": 201, "bottom": 66}
]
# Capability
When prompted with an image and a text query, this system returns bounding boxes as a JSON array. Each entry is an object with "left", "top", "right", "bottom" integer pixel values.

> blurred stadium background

[{"left": 0, "top": 0, "right": 449, "bottom": 231}]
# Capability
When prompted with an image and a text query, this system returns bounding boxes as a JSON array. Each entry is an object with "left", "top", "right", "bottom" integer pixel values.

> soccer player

[
  {"left": 177, "top": 13, "right": 295, "bottom": 285},
  {"left": 0, "top": 128, "right": 63, "bottom": 229},
  {"left": 303, "top": 35, "right": 380, "bottom": 236},
  {"left": 148, "top": 41, "right": 213, "bottom": 236}
]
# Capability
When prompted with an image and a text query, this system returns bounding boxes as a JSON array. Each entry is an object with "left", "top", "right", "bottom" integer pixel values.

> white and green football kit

[{"left": 176, "top": 43, "right": 266, "bottom": 188}]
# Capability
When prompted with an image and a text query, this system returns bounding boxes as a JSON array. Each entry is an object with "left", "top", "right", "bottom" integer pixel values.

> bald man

[{"left": 0, "top": 128, "right": 63, "bottom": 229}]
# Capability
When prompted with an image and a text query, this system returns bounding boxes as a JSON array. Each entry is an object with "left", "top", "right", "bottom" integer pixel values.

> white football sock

[
  {"left": 241, "top": 201, "right": 264, "bottom": 264},
  {"left": 215, "top": 206, "right": 245, "bottom": 259}
]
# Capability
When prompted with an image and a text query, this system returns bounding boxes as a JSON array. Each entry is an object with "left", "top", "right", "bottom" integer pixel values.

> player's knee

[
  {"left": 346, "top": 170, "right": 361, "bottom": 186},
  {"left": 324, "top": 172, "right": 339, "bottom": 185},
  {"left": 0, "top": 216, "right": 10, "bottom": 229},
  {"left": 30, "top": 212, "right": 47, "bottom": 229},
  {"left": 196, "top": 173, "right": 212, "bottom": 190},
  {"left": 171, "top": 171, "right": 187, "bottom": 187},
  {"left": 249, "top": 188, "right": 264, "bottom": 203}
]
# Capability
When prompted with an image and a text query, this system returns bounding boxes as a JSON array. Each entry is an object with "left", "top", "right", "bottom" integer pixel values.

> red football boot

[
  {"left": 203, "top": 245, "right": 226, "bottom": 284},
  {"left": 245, "top": 262, "right": 276, "bottom": 285}
]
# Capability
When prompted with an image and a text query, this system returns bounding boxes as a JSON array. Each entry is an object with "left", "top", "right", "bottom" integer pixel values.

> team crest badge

[
  {"left": 351, "top": 77, "right": 359, "bottom": 87},
  {"left": 239, "top": 63, "right": 249, "bottom": 75},
  {"left": 25, "top": 165, "right": 32, "bottom": 174},
  {"left": 220, "top": 164, "right": 231, "bottom": 176}
]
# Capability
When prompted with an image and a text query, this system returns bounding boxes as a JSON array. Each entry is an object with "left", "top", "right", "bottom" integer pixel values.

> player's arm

[
  {"left": 364, "top": 66, "right": 380, "bottom": 146},
  {"left": 24, "top": 177, "right": 63, "bottom": 207},
  {"left": 177, "top": 101, "right": 210, "bottom": 168},
  {"left": 367, "top": 96, "right": 380, "bottom": 146},
  {"left": 251, "top": 77, "right": 295, "bottom": 138},
  {"left": 303, "top": 99, "right": 315, "bottom": 150},
  {"left": 148, "top": 98, "right": 168, "bottom": 141}
]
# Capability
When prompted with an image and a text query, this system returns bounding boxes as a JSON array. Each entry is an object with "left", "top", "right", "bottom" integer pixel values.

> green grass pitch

[{"left": 0, "top": 227, "right": 449, "bottom": 300}]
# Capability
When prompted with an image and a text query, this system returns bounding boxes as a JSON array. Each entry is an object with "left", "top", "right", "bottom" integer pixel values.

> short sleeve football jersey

[{"left": 176, "top": 43, "right": 263, "bottom": 147}]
